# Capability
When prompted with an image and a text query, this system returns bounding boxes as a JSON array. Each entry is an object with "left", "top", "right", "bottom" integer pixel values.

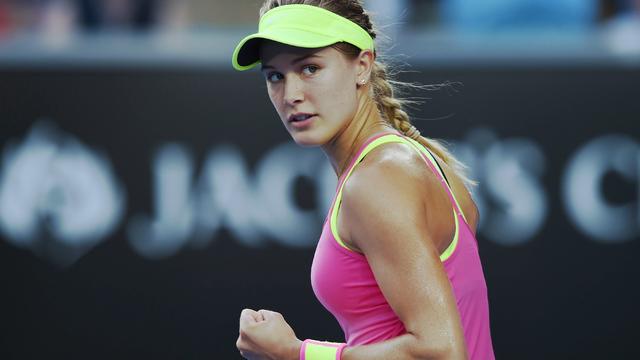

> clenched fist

[{"left": 236, "top": 308, "right": 302, "bottom": 360}]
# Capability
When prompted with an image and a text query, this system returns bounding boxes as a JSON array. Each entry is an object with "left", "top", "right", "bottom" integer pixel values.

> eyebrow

[{"left": 261, "top": 54, "right": 321, "bottom": 71}]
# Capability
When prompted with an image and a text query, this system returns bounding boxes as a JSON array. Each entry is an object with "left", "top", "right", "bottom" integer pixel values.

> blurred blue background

[
  {"left": 0, "top": 0, "right": 638, "bottom": 65},
  {"left": 0, "top": 1, "right": 639, "bottom": 359}
]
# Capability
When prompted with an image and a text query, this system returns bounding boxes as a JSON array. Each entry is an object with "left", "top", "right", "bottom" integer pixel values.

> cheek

[
  {"left": 267, "top": 87, "right": 285, "bottom": 117},
  {"left": 317, "top": 73, "right": 357, "bottom": 119}
]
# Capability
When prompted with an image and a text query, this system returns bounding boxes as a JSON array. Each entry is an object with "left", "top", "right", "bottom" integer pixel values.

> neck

[{"left": 321, "top": 91, "right": 396, "bottom": 179}]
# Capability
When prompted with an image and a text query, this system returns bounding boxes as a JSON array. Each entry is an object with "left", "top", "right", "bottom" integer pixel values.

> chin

[{"left": 290, "top": 131, "right": 325, "bottom": 147}]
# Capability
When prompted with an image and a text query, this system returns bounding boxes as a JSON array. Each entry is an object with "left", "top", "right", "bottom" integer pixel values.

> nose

[{"left": 283, "top": 75, "right": 304, "bottom": 106}]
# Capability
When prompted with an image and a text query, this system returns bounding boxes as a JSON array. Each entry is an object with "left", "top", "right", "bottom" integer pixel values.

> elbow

[
  {"left": 410, "top": 334, "right": 468, "bottom": 360},
  {"left": 414, "top": 346, "right": 466, "bottom": 360}
]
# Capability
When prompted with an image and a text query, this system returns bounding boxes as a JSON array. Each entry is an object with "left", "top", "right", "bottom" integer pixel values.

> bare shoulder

[
  {"left": 344, "top": 141, "right": 437, "bottom": 204},
  {"left": 337, "top": 140, "right": 479, "bottom": 253},
  {"left": 337, "top": 142, "right": 449, "bottom": 252},
  {"left": 360, "top": 139, "right": 479, "bottom": 233}
]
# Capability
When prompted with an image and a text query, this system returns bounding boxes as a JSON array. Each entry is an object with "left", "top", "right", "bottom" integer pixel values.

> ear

[{"left": 355, "top": 49, "right": 375, "bottom": 86}]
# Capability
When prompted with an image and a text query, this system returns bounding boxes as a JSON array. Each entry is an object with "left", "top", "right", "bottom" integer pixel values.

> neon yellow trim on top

[
  {"left": 329, "top": 134, "right": 460, "bottom": 262},
  {"left": 305, "top": 342, "right": 339, "bottom": 359},
  {"left": 440, "top": 209, "right": 459, "bottom": 262}
]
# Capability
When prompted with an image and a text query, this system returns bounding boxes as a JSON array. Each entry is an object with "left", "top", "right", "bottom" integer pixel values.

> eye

[
  {"left": 265, "top": 72, "right": 283, "bottom": 83},
  {"left": 302, "top": 65, "right": 319, "bottom": 76}
]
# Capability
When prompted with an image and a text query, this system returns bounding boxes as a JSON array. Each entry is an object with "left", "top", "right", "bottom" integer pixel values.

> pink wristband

[{"left": 300, "top": 339, "right": 347, "bottom": 360}]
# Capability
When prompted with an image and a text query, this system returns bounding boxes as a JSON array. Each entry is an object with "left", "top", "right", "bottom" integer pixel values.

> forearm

[{"left": 340, "top": 333, "right": 466, "bottom": 360}]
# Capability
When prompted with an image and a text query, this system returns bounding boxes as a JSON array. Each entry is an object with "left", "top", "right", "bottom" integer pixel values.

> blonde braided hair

[
  {"left": 260, "top": 0, "right": 475, "bottom": 188},
  {"left": 369, "top": 61, "right": 476, "bottom": 187}
]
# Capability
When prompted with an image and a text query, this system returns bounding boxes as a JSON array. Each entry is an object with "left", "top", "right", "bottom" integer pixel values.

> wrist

[
  {"left": 286, "top": 338, "right": 302, "bottom": 360},
  {"left": 339, "top": 345, "right": 351, "bottom": 360}
]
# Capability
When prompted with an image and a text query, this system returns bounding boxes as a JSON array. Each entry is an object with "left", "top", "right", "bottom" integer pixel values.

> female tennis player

[{"left": 232, "top": 1, "right": 495, "bottom": 359}]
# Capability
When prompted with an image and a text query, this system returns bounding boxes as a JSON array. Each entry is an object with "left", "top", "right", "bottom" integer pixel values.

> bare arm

[{"left": 338, "top": 146, "right": 468, "bottom": 360}]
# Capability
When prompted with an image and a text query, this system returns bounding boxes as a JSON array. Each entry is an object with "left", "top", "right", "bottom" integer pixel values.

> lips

[{"left": 288, "top": 113, "right": 317, "bottom": 123}]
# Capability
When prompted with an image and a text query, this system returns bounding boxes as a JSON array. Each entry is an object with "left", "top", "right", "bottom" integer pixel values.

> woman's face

[{"left": 259, "top": 41, "right": 361, "bottom": 146}]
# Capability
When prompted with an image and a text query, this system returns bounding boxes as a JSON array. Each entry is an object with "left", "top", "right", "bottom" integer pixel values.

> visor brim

[{"left": 232, "top": 29, "right": 339, "bottom": 71}]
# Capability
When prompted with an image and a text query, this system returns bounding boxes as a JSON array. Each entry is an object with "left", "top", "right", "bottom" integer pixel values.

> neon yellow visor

[{"left": 232, "top": 4, "right": 375, "bottom": 71}]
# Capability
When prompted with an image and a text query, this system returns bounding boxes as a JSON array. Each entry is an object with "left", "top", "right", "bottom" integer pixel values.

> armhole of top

[{"left": 329, "top": 136, "right": 405, "bottom": 253}]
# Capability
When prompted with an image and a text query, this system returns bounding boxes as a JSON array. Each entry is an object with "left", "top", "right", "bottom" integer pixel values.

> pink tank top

[{"left": 311, "top": 131, "right": 495, "bottom": 359}]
